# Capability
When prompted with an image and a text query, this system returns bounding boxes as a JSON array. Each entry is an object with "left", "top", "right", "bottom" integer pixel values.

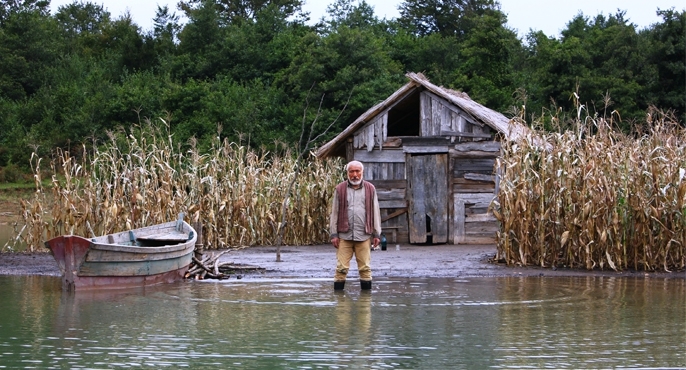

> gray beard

[{"left": 349, "top": 179, "right": 362, "bottom": 186}]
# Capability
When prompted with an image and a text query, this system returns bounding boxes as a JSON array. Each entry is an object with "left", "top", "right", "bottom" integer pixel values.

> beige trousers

[{"left": 334, "top": 238, "right": 372, "bottom": 281}]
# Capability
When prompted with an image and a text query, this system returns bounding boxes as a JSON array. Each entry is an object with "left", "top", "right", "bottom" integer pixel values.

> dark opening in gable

[{"left": 387, "top": 88, "right": 420, "bottom": 137}]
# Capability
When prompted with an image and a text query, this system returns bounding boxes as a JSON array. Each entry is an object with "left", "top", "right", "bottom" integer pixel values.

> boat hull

[{"left": 45, "top": 220, "right": 196, "bottom": 290}]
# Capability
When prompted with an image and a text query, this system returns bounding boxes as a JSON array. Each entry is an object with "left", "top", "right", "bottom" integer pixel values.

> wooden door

[{"left": 407, "top": 154, "right": 448, "bottom": 243}]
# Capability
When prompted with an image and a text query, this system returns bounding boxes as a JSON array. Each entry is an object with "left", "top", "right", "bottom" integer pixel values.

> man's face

[{"left": 347, "top": 164, "right": 363, "bottom": 185}]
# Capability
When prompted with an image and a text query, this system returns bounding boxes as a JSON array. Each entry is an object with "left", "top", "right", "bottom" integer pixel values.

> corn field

[
  {"left": 494, "top": 110, "right": 686, "bottom": 272},
  {"left": 14, "top": 121, "right": 342, "bottom": 251}
]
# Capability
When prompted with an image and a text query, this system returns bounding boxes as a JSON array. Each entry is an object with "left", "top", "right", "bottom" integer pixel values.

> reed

[
  {"left": 494, "top": 108, "right": 686, "bottom": 272},
  {"left": 11, "top": 120, "right": 342, "bottom": 251}
]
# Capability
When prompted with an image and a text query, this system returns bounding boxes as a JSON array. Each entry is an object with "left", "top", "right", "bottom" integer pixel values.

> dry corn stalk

[
  {"left": 13, "top": 120, "right": 342, "bottom": 252},
  {"left": 495, "top": 108, "right": 685, "bottom": 272}
]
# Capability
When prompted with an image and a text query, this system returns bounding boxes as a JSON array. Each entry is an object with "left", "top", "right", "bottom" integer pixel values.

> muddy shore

[
  {"left": 2, "top": 191, "right": 684, "bottom": 280},
  {"left": 2, "top": 191, "right": 683, "bottom": 280},
  {"left": 1, "top": 244, "right": 682, "bottom": 280}
]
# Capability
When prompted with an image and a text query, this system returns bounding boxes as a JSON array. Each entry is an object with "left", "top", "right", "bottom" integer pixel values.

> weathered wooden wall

[
  {"left": 453, "top": 193, "right": 498, "bottom": 244},
  {"left": 449, "top": 141, "right": 499, "bottom": 244},
  {"left": 372, "top": 179, "right": 409, "bottom": 243},
  {"left": 350, "top": 89, "right": 501, "bottom": 245},
  {"left": 420, "top": 91, "right": 492, "bottom": 139},
  {"left": 353, "top": 145, "right": 409, "bottom": 243},
  {"left": 353, "top": 113, "right": 388, "bottom": 152}
]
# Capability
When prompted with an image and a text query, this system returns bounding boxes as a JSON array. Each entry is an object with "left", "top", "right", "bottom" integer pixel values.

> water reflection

[
  {"left": 493, "top": 276, "right": 686, "bottom": 369},
  {"left": 0, "top": 275, "right": 683, "bottom": 368},
  {"left": 330, "top": 291, "right": 375, "bottom": 365}
]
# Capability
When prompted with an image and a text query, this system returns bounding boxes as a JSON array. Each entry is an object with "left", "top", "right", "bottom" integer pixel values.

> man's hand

[
  {"left": 331, "top": 237, "right": 340, "bottom": 248},
  {"left": 373, "top": 237, "right": 380, "bottom": 247}
]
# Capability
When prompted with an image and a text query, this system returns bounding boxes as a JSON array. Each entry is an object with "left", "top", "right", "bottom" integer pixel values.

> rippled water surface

[{"left": 0, "top": 275, "right": 684, "bottom": 369}]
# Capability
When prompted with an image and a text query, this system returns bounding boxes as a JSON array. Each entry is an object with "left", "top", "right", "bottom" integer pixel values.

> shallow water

[
  {"left": 0, "top": 275, "right": 684, "bottom": 369},
  {"left": 0, "top": 222, "right": 29, "bottom": 252},
  {"left": 0, "top": 223, "right": 15, "bottom": 250}
]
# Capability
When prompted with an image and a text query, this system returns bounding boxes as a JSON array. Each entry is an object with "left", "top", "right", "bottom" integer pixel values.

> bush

[{"left": 0, "top": 164, "right": 22, "bottom": 183}]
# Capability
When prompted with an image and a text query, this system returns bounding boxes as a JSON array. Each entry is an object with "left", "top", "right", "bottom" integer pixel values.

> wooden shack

[{"left": 315, "top": 72, "right": 528, "bottom": 245}]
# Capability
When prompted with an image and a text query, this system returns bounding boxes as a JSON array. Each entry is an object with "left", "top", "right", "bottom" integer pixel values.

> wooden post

[
  {"left": 453, "top": 195, "right": 465, "bottom": 244},
  {"left": 346, "top": 138, "right": 354, "bottom": 163},
  {"left": 193, "top": 221, "right": 204, "bottom": 259}
]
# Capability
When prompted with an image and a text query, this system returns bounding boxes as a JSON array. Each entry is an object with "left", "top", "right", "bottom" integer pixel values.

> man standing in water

[{"left": 329, "top": 160, "right": 381, "bottom": 291}]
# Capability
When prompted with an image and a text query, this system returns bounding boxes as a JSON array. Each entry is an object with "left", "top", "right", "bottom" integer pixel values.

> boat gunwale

[
  {"left": 89, "top": 239, "right": 195, "bottom": 254},
  {"left": 48, "top": 221, "right": 198, "bottom": 254}
]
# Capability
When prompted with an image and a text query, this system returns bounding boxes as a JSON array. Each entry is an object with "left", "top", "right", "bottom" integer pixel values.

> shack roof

[{"left": 315, "top": 72, "right": 529, "bottom": 158}]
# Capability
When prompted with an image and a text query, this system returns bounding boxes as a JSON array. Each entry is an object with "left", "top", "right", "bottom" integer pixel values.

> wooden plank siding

[
  {"left": 452, "top": 179, "right": 496, "bottom": 193},
  {"left": 453, "top": 193, "right": 497, "bottom": 244},
  {"left": 404, "top": 146, "right": 449, "bottom": 154},
  {"left": 353, "top": 113, "right": 388, "bottom": 152},
  {"left": 453, "top": 141, "right": 501, "bottom": 153},
  {"left": 449, "top": 139, "right": 498, "bottom": 243},
  {"left": 420, "top": 91, "right": 494, "bottom": 141},
  {"left": 363, "top": 162, "right": 405, "bottom": 181},
  {"left": 452, "top": 158, "right": 496, "bottom": 179},
  {"left": 368, "top": 179, "right": 406, "bottom": 189},
  {"left": 354, "top": 148, "right": 405, "bottom": 183},
  {"left": 380, "top": 210, "right": 408, "bottom": 242},
  {"left": 368, "top": 179, "right": 408, "bottom": 243},
  {"left": 344, "top": 88, "right": 502, "bottom": 245},
  {"left": 420, "top": 92, "right": 432, "bottom": 136},
  {"left": 355, "top": 149, "right": 404, "bottom": 163}
]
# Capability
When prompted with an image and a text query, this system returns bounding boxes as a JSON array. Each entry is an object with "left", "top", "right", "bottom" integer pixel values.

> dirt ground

[
  {"left": 1, "top": 190, "right": 682, "bottom": 280},
  {"left": 1, "top": 243, "right": 682, "bottom": 279}
]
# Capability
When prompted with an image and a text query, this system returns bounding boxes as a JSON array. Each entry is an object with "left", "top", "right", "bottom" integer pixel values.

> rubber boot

[
  {"left": 334, "top": 281, "right": 345, "bottom": 290},
  {"left": 360, "top": 280, "right": 372, "bottom": 290}
]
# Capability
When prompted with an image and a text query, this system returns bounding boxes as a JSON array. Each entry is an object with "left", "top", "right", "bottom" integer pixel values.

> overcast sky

[{"left": 49, "top": 0, "right": 683, "bottom": 37}]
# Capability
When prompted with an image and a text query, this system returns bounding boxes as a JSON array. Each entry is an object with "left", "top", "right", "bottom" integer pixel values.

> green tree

[
  {"left": 178, "top": 0, "right": 304, "bottom": 24},
  {"left": 643, "top": 8, "right": 685, "bottom": 123},
  {"left": 218, "top": 4, "right": 310, "bottom": 82},
  {"left": 54, "top": 1, "right": 111, "bottom": 55},
  {"left": 100, "top": 14, "right": 155, "bottom": 73},
  {"left": 521, "top": 11, "right": 653, "bottom": 129},
  {"left": 150, "top": 5, "right": 181, "bottom": 61},
  {"left": 276, "top": 0, "right": 402, "bottom": 144},
  {"left": 397, "top": 0, "right": 501, "bottom": 38},
  {"left": 449, "top": 7, "right": 520, "bottom": 111},
  {"left": 0, "top": 0, "right": 49, "bottom": 25},
  {"left": 394, "top": 0, "right": 521, "bottom": 111},
  {"left": 388, "top": 28, "right": 461, "bottom": 85},
  {"left": 174, "top": 0, "right": 224, "bottom": 80},
  {"left": 0, "top": 1, "right": 59, "bottom": 99},
  {"left": 324, "top": 0, "right": 378, "bottom": 30},
  {"left": 55, "top": 2, "right": 155, "bottom": 74}
]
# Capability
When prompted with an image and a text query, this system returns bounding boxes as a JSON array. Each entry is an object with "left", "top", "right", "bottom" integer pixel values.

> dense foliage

[{"left": 0, "top": 0, "right": 684, "bottom": 174}]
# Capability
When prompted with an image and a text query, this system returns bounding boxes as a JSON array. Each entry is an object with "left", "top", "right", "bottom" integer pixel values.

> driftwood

[{"left": 184, "top": 250, "right": 265, "bottom": 280}]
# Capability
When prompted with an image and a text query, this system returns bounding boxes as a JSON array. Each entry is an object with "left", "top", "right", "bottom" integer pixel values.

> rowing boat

[{"left": 45, "top": 214, "right": 197, "bottom": 290}]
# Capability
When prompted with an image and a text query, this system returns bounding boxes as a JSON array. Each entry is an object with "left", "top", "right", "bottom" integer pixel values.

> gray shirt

[{"left": 329, "top": 181, "right": 382, "bottom": 241}]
